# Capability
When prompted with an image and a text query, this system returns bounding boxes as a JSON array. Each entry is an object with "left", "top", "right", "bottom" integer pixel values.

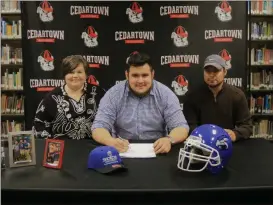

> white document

[{"left": 119, "top": 143, "right": 156, "bottom": 158}]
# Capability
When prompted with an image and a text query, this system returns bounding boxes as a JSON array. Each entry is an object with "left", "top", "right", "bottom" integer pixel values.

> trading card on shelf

[
  {"left": 8, "top": 131, "right": 36, "bottom": 168},
  {"left": 43, "top": 139, "right": 64, "bottom": 169}
]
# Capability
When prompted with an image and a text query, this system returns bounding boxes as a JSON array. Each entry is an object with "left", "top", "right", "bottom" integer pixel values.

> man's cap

[
  {"left": 87, "top": 146, "right": 127, "bottom": 174},
  {"left": 203, "top": 54, "right": 227, "bottom": 70}
]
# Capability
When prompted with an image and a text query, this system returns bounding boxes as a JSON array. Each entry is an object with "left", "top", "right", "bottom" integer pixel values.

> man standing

[
  {"left": 91, "top": 51, "right": 189, "bottom": 153},
  {"left": 183, "top": 54, "right": 252, "bottom": 142}
]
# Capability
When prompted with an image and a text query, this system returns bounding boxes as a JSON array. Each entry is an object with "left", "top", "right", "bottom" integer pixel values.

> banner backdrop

[{"left": 22, "top": 1, "right": 247, "bottom": 130}]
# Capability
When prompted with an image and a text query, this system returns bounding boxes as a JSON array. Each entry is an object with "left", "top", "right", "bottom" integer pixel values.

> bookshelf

[
  {"left": 1, "top": 1, "right": 25, "bottom": 140},
  {"left": 247, "top": 0, "right": 273, "bottom": 140}
]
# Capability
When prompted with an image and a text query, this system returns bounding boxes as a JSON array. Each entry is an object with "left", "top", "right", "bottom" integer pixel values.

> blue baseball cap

[{"left": 87, "top": 146, "right": 127, "bottom": 174}]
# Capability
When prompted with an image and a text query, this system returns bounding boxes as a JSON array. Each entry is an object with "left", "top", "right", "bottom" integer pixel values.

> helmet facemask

[{"left": 177, "top": 136, "right": 221, "bottom": 172}]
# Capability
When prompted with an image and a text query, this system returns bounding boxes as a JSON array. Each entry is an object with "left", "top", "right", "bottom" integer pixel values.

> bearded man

[{"left": 183, "top": 54, "right": 252, "bottom": 142}]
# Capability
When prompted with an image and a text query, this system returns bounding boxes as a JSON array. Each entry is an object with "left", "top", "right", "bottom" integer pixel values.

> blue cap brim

[{"left": 90, "top": 163, "right": 127, "bottom": 174}]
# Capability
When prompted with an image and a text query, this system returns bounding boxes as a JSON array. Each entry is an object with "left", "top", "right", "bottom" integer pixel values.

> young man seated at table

[
  {"left": 183, "top": 54, "right": 252, "bottom": 142},
  {"left": 91, "top": 51, "right": 189, "bottom": 154}
]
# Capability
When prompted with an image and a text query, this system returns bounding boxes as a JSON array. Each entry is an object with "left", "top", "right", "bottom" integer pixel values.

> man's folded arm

[{"left": 233, "top": 93, "right": 253, "bottom": 141}]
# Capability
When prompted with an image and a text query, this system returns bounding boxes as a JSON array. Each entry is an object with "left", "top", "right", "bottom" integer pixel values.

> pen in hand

[
  {"left": 117, "top": 135, "right": 130, "bottom": 145},
  {"left": 118, "top": 135, "right": 124, "bottom": 141},
  {"left": 115, "top": 135, "right": 130, "bottom": 153}
]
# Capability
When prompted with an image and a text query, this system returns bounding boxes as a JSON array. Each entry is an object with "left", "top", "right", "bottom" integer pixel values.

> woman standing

[{"left": 33, "top": 55, "right": 105, "bottom": 140}]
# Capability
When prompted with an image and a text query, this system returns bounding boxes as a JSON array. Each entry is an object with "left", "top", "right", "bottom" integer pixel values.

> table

[{"left": 2, "top": 139, "right": 273, "bottom": 205}]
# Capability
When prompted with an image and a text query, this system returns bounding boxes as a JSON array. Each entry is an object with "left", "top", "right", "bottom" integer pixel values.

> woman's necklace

[{"left": 65, "top": 85, "right": 84, "bottom": 102}]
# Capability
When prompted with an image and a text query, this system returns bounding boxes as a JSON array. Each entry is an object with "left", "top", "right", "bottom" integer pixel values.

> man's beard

[
  {"left": 206, "top": 80, "right": 224, "bottom": 89},
  {"left": 129, "top": 85, "right": 152, "bottom": 98}
]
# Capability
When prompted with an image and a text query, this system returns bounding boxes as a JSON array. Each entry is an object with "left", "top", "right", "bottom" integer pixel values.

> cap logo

[{"left": 102, "top": 150, "right": 118, "bottom": 165}]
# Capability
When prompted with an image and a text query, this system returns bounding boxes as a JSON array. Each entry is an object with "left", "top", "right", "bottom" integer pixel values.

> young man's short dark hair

[
  {"left": 61, "top": 55, "right": 88, "bottom": 78},
  {"left": 126, "top": 51, "right": 153, "bottom": 71}
]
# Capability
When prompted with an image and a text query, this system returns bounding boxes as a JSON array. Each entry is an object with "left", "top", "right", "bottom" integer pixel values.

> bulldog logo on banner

[
  {"left": 171, "top": 75, "right": 189, "bottom": 96},
  {"left": 37, "top": 0, "right": 54, "bottom": 22},
  {"left": 126, "top": 2, "right": 143, "bottom": 23},
  {"left": 81, "top": 26, "right": 98, "bottom": 48},
  {"left": 37, "top": 50, "right": 54, "bottom": 71},
  {"left": 87, "top": 75, "right": 99, "bottom": 86},
  {"left": 215, "top": 1, "right": 232, "bottom": 22},
  {"left": 171, "top": 26, "right": 189, "bottom": 47},
  {"left": 219, "top": 49, "right": 232, "bottom": 69}
]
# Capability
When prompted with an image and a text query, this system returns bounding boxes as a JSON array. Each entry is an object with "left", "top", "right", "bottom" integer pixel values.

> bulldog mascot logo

[
  {"left": 171, "top": 26, "right": 189, "bottom": 47},
  {"left": 219, "top": 49, "right": 232, "bottom": 69},
  {"left": 215, "top": 1, "right": 232, "bottom": 22},
  {"left": 126, "top": 2, "right": 143, "bottom": 23},
  {"left": 87, "top": 75, "right": 99, "bottom": 86},
  {"left": 37, "top": 50, "right": 54, "bottom": 71},
  {"left": 81, "top": 26, "right": 98, "bottom": 48},
  {"left": 37, "top": 0, "right": 54, "bottom": 22},
  {"left": 171, "top": 75, "right": 189, "bottom": 96}
]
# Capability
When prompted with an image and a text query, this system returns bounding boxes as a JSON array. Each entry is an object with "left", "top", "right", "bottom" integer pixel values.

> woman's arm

[{"left": 33, "top": 94, "right": 55, "bottom": 138}]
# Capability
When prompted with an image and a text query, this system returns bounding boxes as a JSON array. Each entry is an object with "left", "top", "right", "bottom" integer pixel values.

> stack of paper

[{"left": 119, "top": 143, "right": 156, "bottom": 158}]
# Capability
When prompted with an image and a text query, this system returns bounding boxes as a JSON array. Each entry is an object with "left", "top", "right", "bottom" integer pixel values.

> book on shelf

[
  {"left": 248, "top": 47, "right": 273, "bottom": 65},
  {"left": 250, "top": 94, "right": 273, "bottom": 114},
  {"left": 251, "top": 119, "right": 273, "bottom": 140},
  {"left": 1, "top": 45, "right": 22, "bottom": 64},
  {"left": 250, "top": 70, "right": 273, "bottom": 90},
  {"left": 1, "top": 0, "right": 21, "bottom": 13},
  {"left": 1, "top": 144, "right": 6, "bottom": 169},
  {"left": 249, "top": 22, "right": 273, "bottom": 40},
  {"left": 249, "top": 0, "right": 273, "bottom": 15},
  {"left": 1, "top": 68, "right": 23, "bottom": 90},
  {"left": 1, "top": 120, "right": 25, "bottom": 139},
  {"left": 1, "top": 94, "right": 24, "bottom": 114},
  {"left": 1, "top": 18, "right": 21, "bottom": 39}
]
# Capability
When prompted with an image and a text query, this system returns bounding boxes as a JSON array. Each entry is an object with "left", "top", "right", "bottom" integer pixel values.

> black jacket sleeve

[
  {"left": 183, "top": 92, "right": 199, "bottom": 134},
  {"left": 232, "top": 91, "right": 253, "bottom": 141}
]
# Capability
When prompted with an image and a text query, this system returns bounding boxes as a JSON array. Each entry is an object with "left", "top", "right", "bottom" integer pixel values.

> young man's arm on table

[
  {"left": 168, "top": 126, "right": 189, "bottom": 143},
  {"left": 91, "top": 91, "right": 129, "bottom": 152},
  {"left": 154, "top": 91, "right": 189, "bottom": 154}
]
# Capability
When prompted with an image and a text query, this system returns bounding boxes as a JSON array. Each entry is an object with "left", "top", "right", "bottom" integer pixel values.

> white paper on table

[{"left": 119, "top": 143, "right": 156, "bottom": 158}]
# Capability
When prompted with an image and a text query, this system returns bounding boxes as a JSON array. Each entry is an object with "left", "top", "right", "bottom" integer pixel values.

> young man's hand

[
  {"left": 153, "top": 137, "right": 171, "bottom": 154},
  {"left": 111, "top": 138, "right": 129, "bottom": 153}
]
